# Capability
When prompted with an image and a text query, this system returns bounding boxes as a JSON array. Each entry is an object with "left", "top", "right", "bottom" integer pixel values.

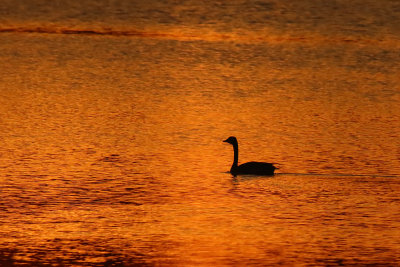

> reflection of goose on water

[{"left": 223, "top": 136, "right": 276, "bottom": 176}]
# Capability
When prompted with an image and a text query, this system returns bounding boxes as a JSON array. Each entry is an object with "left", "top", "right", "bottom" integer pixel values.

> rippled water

[{"left": 1, "top": 0, "right": 400, "bottom": 266}]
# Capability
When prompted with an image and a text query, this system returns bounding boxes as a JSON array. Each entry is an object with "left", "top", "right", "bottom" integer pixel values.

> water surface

[{"left": 0, "top": 0, "right": 400, "bottom": 265}]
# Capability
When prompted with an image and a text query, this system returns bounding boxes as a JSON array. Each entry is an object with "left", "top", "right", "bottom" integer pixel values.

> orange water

[{"left": 1, "top": 1, "right": 400, "bottom": 265}]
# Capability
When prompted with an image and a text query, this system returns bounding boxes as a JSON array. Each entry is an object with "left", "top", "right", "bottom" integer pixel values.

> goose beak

[{"left": 223, "top": 139, "right": 228, "bottom": 143}]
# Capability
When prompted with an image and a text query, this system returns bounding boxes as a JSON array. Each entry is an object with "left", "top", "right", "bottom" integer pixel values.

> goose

[{"left": 223, "top": 136, "right": 276, "bottom": 176}]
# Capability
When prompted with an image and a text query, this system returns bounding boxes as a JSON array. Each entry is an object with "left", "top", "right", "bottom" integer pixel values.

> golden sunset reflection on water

[{"left": 1, "top": 0, "right": 400, "bottom": 265}]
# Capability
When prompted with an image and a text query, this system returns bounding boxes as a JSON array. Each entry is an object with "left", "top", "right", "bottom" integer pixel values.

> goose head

[{"left": 223, "top": 136, "right": 238, "bottom": 145}]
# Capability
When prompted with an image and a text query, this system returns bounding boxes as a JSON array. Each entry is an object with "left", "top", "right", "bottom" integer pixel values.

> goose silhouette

[{"left": 223, "top": 136, "right": 276, "bottom": 176}]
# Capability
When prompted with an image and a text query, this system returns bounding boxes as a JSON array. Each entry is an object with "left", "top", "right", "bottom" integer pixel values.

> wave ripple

[{"left": 1, "top": 25, "right": 399, "bottom": 47}]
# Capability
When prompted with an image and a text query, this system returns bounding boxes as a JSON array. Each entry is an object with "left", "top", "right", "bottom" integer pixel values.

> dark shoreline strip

[{"left": 0, "top": 27, "right": 176, "bottom": 38}]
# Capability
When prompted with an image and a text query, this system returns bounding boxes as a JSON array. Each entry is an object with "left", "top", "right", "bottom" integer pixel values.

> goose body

[{"left": 223, "top": 136, "right": 276, "bottom": 176}]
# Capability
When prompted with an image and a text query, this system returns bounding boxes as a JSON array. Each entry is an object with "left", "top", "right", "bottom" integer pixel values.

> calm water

[{"left": 1, "top": 0, "right": 400, "bottom": 266}]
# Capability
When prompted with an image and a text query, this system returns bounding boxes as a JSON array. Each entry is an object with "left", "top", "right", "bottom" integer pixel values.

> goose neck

[{"left": 232, "top": 143, "right": 239, "bottom": 167}]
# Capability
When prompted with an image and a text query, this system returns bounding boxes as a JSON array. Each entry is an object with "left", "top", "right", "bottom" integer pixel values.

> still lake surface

[{"left": 1, "top": 0, "right": 400, "bottom": 265}]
